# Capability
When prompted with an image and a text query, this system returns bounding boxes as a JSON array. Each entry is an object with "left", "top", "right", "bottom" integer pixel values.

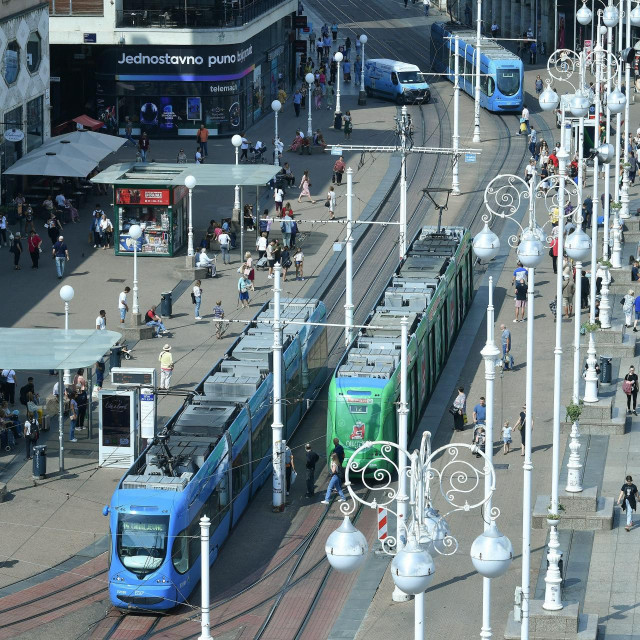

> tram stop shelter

[
  {"left": 0, "top": 328, "right": 122, "bottom": 473},
  {"left": 91, "top": 162, "right": 280, "bottom": 258}
]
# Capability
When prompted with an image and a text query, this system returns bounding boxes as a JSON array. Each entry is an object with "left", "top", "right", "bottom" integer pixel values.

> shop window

[
  {"left": 3, "top": 41, "right": 20, "bottom": 86},
  {"left": 27, "top": 96, "right": 43, "bottom": 151},
  {"left": 2, "top": 105, "right": 23, "bottom": 173},
  {"left": 27, "top": 33, "right": 41, "bottom": 74}
]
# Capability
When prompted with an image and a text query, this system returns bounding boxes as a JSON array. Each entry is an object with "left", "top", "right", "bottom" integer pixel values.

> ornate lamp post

[
  {"left": 271, "top": 99, "right": 281, "bottom": 167},
  {"left": 305, "top": 72, "right": 315, "bottom": 138},
  {"left": 326, "top": 432, "right": 512, "bottom": 640},
  {"left": 184, "top": 175, "right": 196, "bottom": 259},
  {"left": 129, "top": 224, "right": 142, "bottom": 315},
  {"left": 334, "top": 51, "right": 343, "bottom": 129},
  {"left": 358, "top": 34, "right": 368, "bottom": 105}
]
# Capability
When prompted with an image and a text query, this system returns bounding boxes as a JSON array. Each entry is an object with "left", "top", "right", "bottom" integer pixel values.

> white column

[
  {"left": 63, "top": 302, "right": 71, "bottom": 385},
  {"left": 336, "top": 58, "right": 342, "bottom": 114},
  {"left": 187, "top": 186, "right": 194, "bottom": 258},
  {"left": 415, "top": 590, "right": 425, "bottom": 640},
  {"left": 234, "top": 147, "right": 240, "bottom": 212},
  {"left": 521, "top": 267, "right": 535, "bottom": 639},
  {"left": 543, "top": 145, "right": 567, "bottom": 611},
  {"left": 58, "top": 369, "right": 64, "bottom": 472},
  {"left": 620, "top": 0, "right": 632, "bottom": 218},
  {"left": 344, "top": 167, "right": 354, "bottom": 347},
  {"left": 272, "top": 263, "right": 285, "bottom": 511},
  {"left": 573, "top": 260, "right": 583, "bottom": 404},
  {"left": 452, "top": 35, "right": 461, "bottom": 196},
  {"left": 198, "top": 516, "right": 212, "bottom": 640},
  {"left": 274, "top": 110, "right": 280, "bottom": 167},
  {"left": 358, "top": 36, "right": 368, "bottom": 106},
  {"left": 565, "top": 421, "right": 583, "bottom": 492},
  {"left": 480, "top": 276, "right": 499, "bottom": 640},
  {"left": 392, "top": 316, "right": 411, "bottom": 603},
  {"left": 473, "top": 0, "right": 482, "bottom": 143},
  {"left": 132, "top": 240, "right": 139, "bottom": 314}
]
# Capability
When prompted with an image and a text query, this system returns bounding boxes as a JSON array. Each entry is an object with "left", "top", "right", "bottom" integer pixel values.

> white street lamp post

[
  {"left": 398, "top": 106, "right": 411, "bottom": 259},
  {"left": 358, "top": 34, "right": 368, "bottom": 106},
  {"left": 452, "top": 35, "right": 461, "bottom": 196},
  {"left": 271, "top": 99, "right": 281, "bottom": 167},
  {"left": 305, "top": 72, "right": 315, "bottom": 138},
  {"left": 344, "top": 167, "right": 354, "bottom": 347},
  {"left": 199, "top": 516, "right": 212, "bottom": 640},
  {"left": 326, "top": 433, "right": 513, "bottom": 640},
  {"left": 185, "top": 175, "right": 196, "bottom": 259},
  {"left": 129, "top": 224, "right": 142, "bottom": 315},
  {"left": 59, "top": 284, "right": 75, "bottom": 472},
  {"left": 473, "top": 0, "right": 482, "bottom": 143},
  {"left": 272, "top": 262, "right": 285, "bottom": 511},
  {"left": 231, "top": 134, "right": 242, "bottom": 214},
  {"left": 335, "top": 51, "right": 344, "bottom": 123}
]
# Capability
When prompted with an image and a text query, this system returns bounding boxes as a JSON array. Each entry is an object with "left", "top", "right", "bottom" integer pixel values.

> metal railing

[{"left": 115, "top": 0, "right": 288, "bottom": 29}]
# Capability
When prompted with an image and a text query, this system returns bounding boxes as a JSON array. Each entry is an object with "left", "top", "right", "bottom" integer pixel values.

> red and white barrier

[{"left": 377, "top": 507, "right": 388, "bottom": 541}]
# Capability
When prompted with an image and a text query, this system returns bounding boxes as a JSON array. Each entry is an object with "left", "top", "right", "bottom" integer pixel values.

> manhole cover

[
  {"left": 493, "top": 464, "right": 509, "bottom": 470},
  {"left": 107, "top": 278, "right": 126, "bottom": 283}
]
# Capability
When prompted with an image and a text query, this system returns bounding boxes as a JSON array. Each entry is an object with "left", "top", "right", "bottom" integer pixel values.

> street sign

[
  {"left": 140, "top": 388, "right": 156, "bottom": 440},
  {"left": 83, "top": 33, "right": 96, "bottom": 43},
  {"left": 465, "top": 152, "right": 477, "bottom": 163},
  {"left": 331, "top": 147, "right": 343, "bottom": 156},
  {"left": 50, "top": 76, "right": 60, "bottom": 83},
  {"left": 4, "top": 128, "right": 24, "bottom": 142}
]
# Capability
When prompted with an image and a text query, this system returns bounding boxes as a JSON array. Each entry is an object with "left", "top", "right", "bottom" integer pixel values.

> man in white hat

[{"left": 158, "top": 344, "right": 173, "bottom": 389}]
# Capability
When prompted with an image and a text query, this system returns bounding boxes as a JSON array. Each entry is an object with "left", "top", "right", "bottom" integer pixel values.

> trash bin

[
  {"left": 33, "top": 444, "right": 46, "bottom": 479},
  {"left": 110, "top": 345, "right": 123, "bottom": 370},
  {"left": 600, "top": 355, "right": 612, "bottom": 384},
  {"left": 161, "top": 291, "right": 173, "bottom": 317},
  {"left": 333, "top": 111, "right": 343, "bottom": 130}
]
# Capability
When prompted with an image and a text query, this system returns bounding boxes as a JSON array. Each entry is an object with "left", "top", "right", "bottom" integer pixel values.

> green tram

[{"left": 326, "top": 226, "right": 473, "bottom": 475}]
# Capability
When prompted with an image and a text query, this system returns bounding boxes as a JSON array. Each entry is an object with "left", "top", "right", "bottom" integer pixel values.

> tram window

[
  {"left": 172, "top": 528, "right": 189, "bottom": 574},
  {"left": 487, "top": 77, "right": 495, "bottom": 96},
  {"left": 252, "top": 409, "right": 272, "bottom": 462},
  {"left": 497, "top": 69, "right": 520, "bottom": 96},
  {"left": 232, "top": 441, "right": 250, "bottom": 495},
  {"left": 449, "top": 47, "right": 454, "bottom": 70}
]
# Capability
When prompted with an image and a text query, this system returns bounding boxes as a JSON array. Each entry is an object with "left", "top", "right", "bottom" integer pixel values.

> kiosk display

[{"left": 99, "top": 389, "right": 138, "bottom": 468}]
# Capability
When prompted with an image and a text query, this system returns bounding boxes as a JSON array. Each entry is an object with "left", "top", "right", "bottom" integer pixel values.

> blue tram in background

[
  {"left": 104, "top": 298, "right": 327, "bottom": 610},
  {"left": 430, "top": 22, "right": 524, "bottom": 113}
]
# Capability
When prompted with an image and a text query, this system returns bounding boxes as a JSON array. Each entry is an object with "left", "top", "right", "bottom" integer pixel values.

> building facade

[
  {"left": 49, "top": 0, "right": 297, "bottom": 138},
  {"left": 0, "top": 0, "right": 50, "bottom": 201}
]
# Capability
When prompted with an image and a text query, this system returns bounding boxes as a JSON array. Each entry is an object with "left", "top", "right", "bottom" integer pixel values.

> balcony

[
  {"left": 115, "top": 0, "right": 288, "bottom": 28},
  {"left": 50, "top": 0, "right": 103, "bottom": 16}
]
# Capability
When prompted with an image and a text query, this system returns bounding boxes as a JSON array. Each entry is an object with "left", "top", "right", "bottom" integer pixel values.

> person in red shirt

[
  {"left": 548, "top": 152, "right": 559, "bottom": 169},
  {"left": 27, "top": 230, "right": 42, "bottom": 269}
]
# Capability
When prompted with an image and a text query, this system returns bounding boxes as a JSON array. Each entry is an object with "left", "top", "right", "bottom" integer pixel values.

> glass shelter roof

[{"left": 0, "top": 329, "right": 122, "bottom": 370}]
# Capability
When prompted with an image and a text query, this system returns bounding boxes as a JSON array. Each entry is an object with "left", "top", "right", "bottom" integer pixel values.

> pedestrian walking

[
  {"left": 1, "top": 369, "right": 16, "bottom": 404},
  {"left": 305, "top": 443, "right": 320, "bottom": 497},
  {"left": 158, "top": 344, "right": 173, "bottom": 389},
  {"left": 298, "top": 170, "right": 316, "bottom": 204},
  {"left": 218, "top": 228, "right": 231, "bottom": 264},
  {"left": 321, "top": 453, "right": 346, "bottom": 504},
  {"left": 331, "top": 436, "right": 345, "bottom": 465},
  {"left": 473, "top": 396, "right": 486, "bottom": 428},
  {"left": 333, "top": 156, "right": 346, "bottom": 185},
  {"left": 96, "top": 309, "right": 107, "bottom": 330},
  {"left": 514, "top": 277, "right": 527, "bottom": 322},
  {"left": 326, "top": 186, "right": 337, "bottom": 219},
  {"left": 124, "top": 116, "right": 136, "bottom": 146},
  {"left": 240, "top": 133, "right": 249, "bottom": 161},
  {"left": 10, "top": 232, "right": 22, "bottom": 270},
  {"left": 293, "top": 89, "right": 302, "bottom": 117},
  {"left": 52, "top": 235, "right": 69, "bottom": 279},
  {"left": 193, "top": 280, "right": 203, "bottom": 319},
  {"left": 623, "top": 289, "right": 635, "bottom": 327},
  {"left": 343, "top": 112, "right": 353, "bottom": 139},
  {"left": 100, "top": 213, "right": 114, "bottom": 249},
  {"left": 502, "top": 421, "right": 512, "bottom": 454},
  {"left": 95, "top": 359, "right": 105, "bottom": 390},
  {"left": 23, "top": 418, "right": 38, "bottom": 460},
  {"left": 76, "top": 386, "right": 88, "bottom": 429},
  {"left": 617, "top": 475, "right": 639, "bottom": 531},
  {"left": 528, "top": 128, "right": 538, "bottom": 159},
  {"left": 514, "top": 406, "right": 530, "bottom": 455},
  {"left": 27, "top": 230, "right": 42, "bottom": 269},
  {"left": 197, "top": 124, "right": 209, "bottom": 157},
  {"left": 244, "top": 252, "right": 255, "bottom": 290},
  {"left": 451, "top": 386, "right": 466, "bottom": 431},
  {"left": 69, "top": 390, "right": 78, "bottom": 442},
  {"left": 0, "top": 211, "right": 7, "bottom": 246},
  {"left": 294, "top": 247, "right": 305, "bottom": 280},
  {"left": 138, "top": 132, "right": 150, "bottom": 162},
  {"left": 623, "top": 365, "right": 639, "bottom": 415},
  {"left": 423, "top": 0, "right": 430, "bottom": 14},
  {"left": 238, "top": 274, "right": 251, "bottom": 308},
  {"left": 473, "top": 427, "right": 486, "bottom": 458},
  {"left": 500, "top": 323, "right": 513, "bottom": 369},
  {"left": 521, "top": 107, "right": 530, "bottom": 133},
  {"left": 629, "top": 151, "right": 637, "bottom": 184},
  {"left": 534, "top": 75, "right": 544, "bottom": 96},
  {"left": 562, "top": 273, "right": 575, "bottom": 318},
  {"left": 285, "top": 445, "right": 295, "bottom": 495},
  {"left": 212, "top": 300, "right": 225, "bottom": 339},
  {"left": 118, "top": 286, "right": 130, "bottom": 324}
]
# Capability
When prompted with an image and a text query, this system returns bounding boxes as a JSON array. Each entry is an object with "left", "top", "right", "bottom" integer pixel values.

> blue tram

[
  {"left": 104, "top": 298, "right": 327, "bottom": 610},
  {"left": 430, "top": 22, "right": 524, "bottom": 113}
]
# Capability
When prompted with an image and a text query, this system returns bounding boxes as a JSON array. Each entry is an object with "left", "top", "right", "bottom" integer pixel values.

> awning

[
  {"left": 90, "top": 162, "right": 281, "bottom": 187},
  {"left": 0, "top": 329, "right": 121, "bottom": 370},
  {"left": 4, "top": 131, "right": 125, "bottom": 177},
  {"left": 72, "top": 114, "right": 105, "bottom": 132}
]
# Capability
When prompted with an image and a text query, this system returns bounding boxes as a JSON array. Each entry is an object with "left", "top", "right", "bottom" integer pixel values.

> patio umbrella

[
  {"left": 3, "top": 150, "right": 97, "bottom": 177},
  {"left": 39, "top": 131, "right": 125, "bottom": 160}
]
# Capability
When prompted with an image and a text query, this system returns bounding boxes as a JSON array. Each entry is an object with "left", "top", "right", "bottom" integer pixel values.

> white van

[{"left": 364, "top": 59, "right": 431, "bottom": 104}]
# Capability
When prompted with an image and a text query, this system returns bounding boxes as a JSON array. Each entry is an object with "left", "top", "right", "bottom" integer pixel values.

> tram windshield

[
  {"left": 496, "top": 70, "right": 520, "bottom": 96},
  {"left": 117, "top": 514, "right": 169, "bottom": 576},
  {"left": 398, "top": 71, "right": 423, "bottom": 84}
]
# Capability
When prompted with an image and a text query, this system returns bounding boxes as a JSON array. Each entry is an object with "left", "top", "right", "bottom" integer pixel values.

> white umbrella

[
  {"left": 4, "top": 150, "right": 97, "bottom": 177},
  {"left": 39, "top": 131, "right": 125, "bottom": 160}
]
